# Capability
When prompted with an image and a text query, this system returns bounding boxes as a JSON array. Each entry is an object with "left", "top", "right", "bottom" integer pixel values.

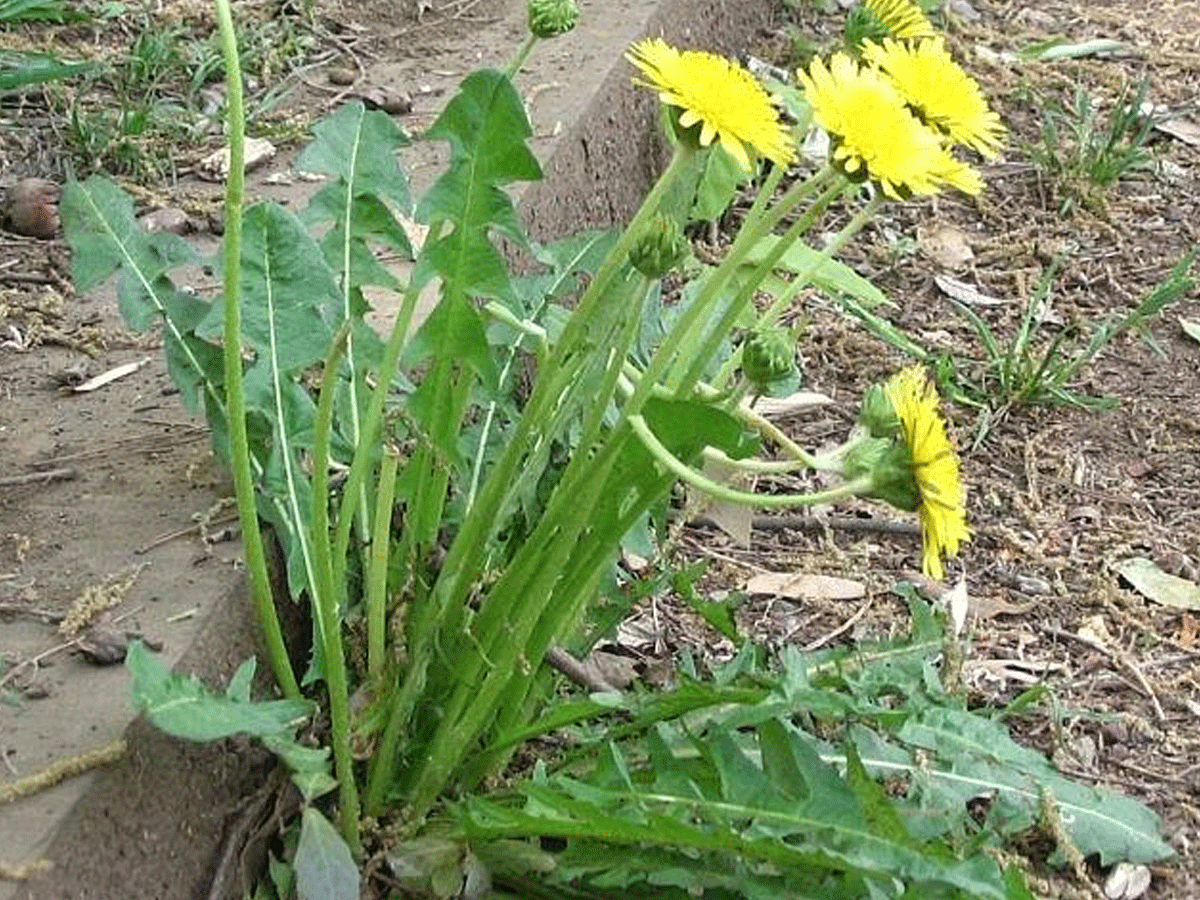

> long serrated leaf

[
  {"left": 298, "top": 102, "right": 413, "bottom": 473},
  {"left": 415, "top": 69, "right": 542, "bottom": 301},
  {"left": 295, "top": 807, "right": 360, "bottom": 900},
  {"left": 896, "top": 708, "right": 1174, "bottom": 865},
  {"left": 126, "top": 641, "right": 312, "bottom": 742},
  {"left": 841, "top": 709, "right": 1173, "bottom": 866},
  {"left": 466, "top": 729, "right": 1010, "bottom": 898}
]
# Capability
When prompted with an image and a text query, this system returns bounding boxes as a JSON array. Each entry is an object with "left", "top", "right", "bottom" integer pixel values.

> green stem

[
  {"left": 331, "top": 224, "right": 442, "bottom": 590},
  {"left": 367, "top": 447, "right": 400, "bottom": 677},
  {"left": 309, "top": 324, "right": 361, "bottom": 852},
  {"left": 212, "top": 0, "right": 299, "bottom": 700},
  {"left": 678, "top": 175, "right": 847, "bottom": 395},
  {"left": 771, "top": 194, "right": 882, "bottom": 334},
  {"left": 362, "top": 149, "right": 692, "bottom": 816},
  {"left": 507, "top": 33, "right": 538, "bottom": 77},
  {"left": 629, "top": 414, "right": 872, "bottom": 509},
  {"left": 625, "top": 166, "right": 835, "bottom": 413}
]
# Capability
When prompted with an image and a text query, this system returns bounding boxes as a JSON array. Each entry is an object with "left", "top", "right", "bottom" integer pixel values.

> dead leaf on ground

[
  {"left": 691, "top": 457, "right": 754, "bottom": 547},
  {"left": 1180, "top": 317, "right": 1200, "bottom": 344},
  {"left": 1114, "top": 556, "right": 1200, "bottom": 610},
  {"left": 934, "top": 274, "right": 1006, "bottom": 307},
  {"left": 744, "top": 571, "right": 865, "bottom": 601},
  {"left": 196, "top": 137, "right": 277, "bottom": 182}
]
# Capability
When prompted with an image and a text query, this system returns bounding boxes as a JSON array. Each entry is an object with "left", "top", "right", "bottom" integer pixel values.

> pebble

[{"left": 3, "top": 177, "right": 61, "bottom": 239}]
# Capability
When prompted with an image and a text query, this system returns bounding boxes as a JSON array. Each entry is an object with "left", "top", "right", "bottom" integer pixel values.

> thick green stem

[
  {"left": 629, "top": 414, "right": 873, "bottom": 509},
  {"left": 367, "top": 448, "right": 400, "bottom": 678},
  {"left": 212, "top": 0, "right": 299, "bottom": 700},
  {"left": 675, "top": 176, "right": 847, "bottom": 395},
  {"left": 309, "top": 325, "right": 361, "bottom": 852},
  {"left": 626, "top": 166, "right": 835, "bottom": 413}
]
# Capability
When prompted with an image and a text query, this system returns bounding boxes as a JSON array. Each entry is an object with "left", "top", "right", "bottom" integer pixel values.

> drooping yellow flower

[
  {"left": 864, "top": 0, "right": 937, "bottom": 40},
  {"left": 798, "top": 52, "right": 982, "bottom": 198},
  {"left": 885, "top": 366, "right": 970, "bottom": 580},
  {"left": 626, "top": 38, "right": 796, "bottom": 172},
  {"left": 863, "top": 37, "right": 1005, "bottom": 158}
]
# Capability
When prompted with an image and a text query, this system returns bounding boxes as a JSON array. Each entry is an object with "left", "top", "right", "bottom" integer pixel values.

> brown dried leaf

[{"left": 744, "top": 571, "right": 865, "bottom": 601}]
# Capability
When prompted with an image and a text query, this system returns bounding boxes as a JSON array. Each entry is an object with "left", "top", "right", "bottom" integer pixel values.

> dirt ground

[{"left": 2, "top": 0, "right": 1199, "bottom": 898}]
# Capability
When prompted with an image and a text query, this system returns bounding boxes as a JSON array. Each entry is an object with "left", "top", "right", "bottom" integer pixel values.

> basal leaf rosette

[
  {"left": 626, "top": 38, "right": 795, "bottom": 172},
  {"left": 886, "top": 366, "right": 971, "bottom": 580},
  {"left": 798, "top": 52, "right": 982, "bottom": 199},
  {"left": 863, "top": 37, "right": 1005, "bottom": 158}
]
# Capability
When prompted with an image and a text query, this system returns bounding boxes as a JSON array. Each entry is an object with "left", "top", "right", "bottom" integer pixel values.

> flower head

[
  {"left": 626, "top": 38, "right": 795, "bottom": 171},
  {"left": 861, "top": 0, "right": 937, "bottom": 40},
  {"left": 863, "top": 37, "right": 1005, "bottom": 158},
  {"left": 885, "top": 366, "right": 970, "bottom": 579},
  {"left": 798, "top": 52, "right": 981, "bottom": 198}
]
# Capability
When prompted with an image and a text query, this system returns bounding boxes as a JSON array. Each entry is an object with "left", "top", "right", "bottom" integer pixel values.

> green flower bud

[
  {"left": 628, "top": 212, "right": 688, "bottom": 278},
  {"left": 858, "top": 382, "right": 900, "bottom": 438},
  {"left": 842, "top": 434, "right": 920, "bottom": 512},
  {"left": 528, "top": 0, "right": 579, "bottom": 38},
  {"left": 740, "top": 326, "right": 797, "bottom": 393}
]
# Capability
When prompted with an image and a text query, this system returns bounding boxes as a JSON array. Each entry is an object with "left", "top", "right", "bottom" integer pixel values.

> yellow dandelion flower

[
  {"left": 885, "top": 366, "right": 970, "bottom": 580},
  {"left": 863, "top": 37, "right": 1005, "bottom": 158},
  {"left": 626, "top": 38, "right": 796, "bottom": 172},
  {"left": 864, "top": 0, "right": 937, "bottom": 40},
  {"left": 798, "top": 53, "right": 982, "bottom": 198}
]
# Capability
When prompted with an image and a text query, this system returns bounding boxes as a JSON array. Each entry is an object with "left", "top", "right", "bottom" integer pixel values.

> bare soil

[{"left": 1, "top": 0, "right": 1198, "bottom": 898}]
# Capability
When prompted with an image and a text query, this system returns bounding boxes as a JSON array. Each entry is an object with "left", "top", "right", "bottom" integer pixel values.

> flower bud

[
  {"left": 628, "top": 212, "right": 688, "bottom": 278},
  {"left": 740, "top": 326, "right": 797, "bottom": 394},
  {"left": 528, "top": 0, "right": 579, "bottom": 38}
]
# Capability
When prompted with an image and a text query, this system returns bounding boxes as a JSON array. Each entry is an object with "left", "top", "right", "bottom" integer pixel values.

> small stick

[
  {"left": 0, "top": 468, "right": 77, "bottom": 488},
  {"left": 135, "top": 513, "right": 239, "bottom": 554},
  {"left": 544, "top": 646, "right": 618, "bottom": 695},
  {"left": 794, "top": 594, "right": 874, "bottom": 651},
  {"left": 0, "top": 639, "right": 77, "bottom": 690}
]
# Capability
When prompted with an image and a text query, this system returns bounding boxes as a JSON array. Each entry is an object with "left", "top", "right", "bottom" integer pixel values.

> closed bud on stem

[
  {"left": 628, "top": 211, "right": 688, "bottom": 278},
  {"left": 740, "top": 325, "right": 797, "bottom": 393},
  {"left": 528, "top": 0, "right": 579, "bottom": 38}
]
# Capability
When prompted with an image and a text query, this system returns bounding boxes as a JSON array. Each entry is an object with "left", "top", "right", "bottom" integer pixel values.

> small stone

[
  {"left": 326, "top": 66, "right": 356, "bottom": 86},
  {"left": 360, "top": 86, "right": 413, "bottom": 115},
  {"left": 138, "top": 206, "right": 193, "bottom": 236},
  {"left": 3, "top": 177, "right": 61, "bottom": 239}
]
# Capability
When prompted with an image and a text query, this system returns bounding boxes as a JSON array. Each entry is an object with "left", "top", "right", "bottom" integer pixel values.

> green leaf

[
  {"left": 61, "top": 176, "right": 221, "bottom": 417},
  {"left": 466, "top": 727, "right": 1011, "bottom": 898},
  {"left": 891, "top": 708, "right": 1175, "bottom": 865},
  {"left": 297, "top": 100, "right": 412, "bottom": 211},
  {"left": 742, "top": 234, "right": 892, "bottom": 310},
  {"left": 294, "top": 807, "right": 360, "bottom": 900},
  {"left": 415, "top": 69, "right": 542, "bottom": 301},
  {"left": 201, "top": 203, "right": 338, "bottom": 374},
  {"left": 0, "top": 51, "right": 91, "bottom": 89},
  {"left": 691, "top": 144, "right": 746, "bottom": 222},
  {"left": 61, "top": 176, "right": 201, "bottom": 328},
  {"left": 642, "top": 396, "right": 758, "bottom": 462},
  {"left": 126, "top": 641, "right": 313, "bottom": 742}
]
